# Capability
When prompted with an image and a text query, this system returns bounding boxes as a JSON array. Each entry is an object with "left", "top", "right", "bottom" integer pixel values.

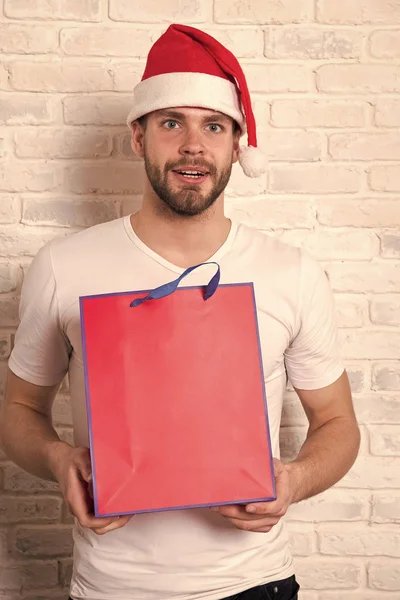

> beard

[{"left": 144, "top": 153, "right": 233, "bottom": 217}]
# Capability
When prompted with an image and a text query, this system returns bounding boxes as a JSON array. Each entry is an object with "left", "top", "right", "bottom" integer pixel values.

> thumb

[{"left": 76, "top": 449, "right": 92, "bottom": 483}]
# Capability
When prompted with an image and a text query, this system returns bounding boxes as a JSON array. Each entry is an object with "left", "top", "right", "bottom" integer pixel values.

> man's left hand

[{"left": 210, "top": 458, "right": 296, "bottom": 533}]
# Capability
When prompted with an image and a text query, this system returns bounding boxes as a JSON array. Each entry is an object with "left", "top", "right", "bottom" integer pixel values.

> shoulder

[{"left": 233, "top": 221, "right": 304, "bottom": 272}]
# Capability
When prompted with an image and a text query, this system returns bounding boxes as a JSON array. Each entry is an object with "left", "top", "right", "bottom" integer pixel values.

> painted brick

[
  {"left": 0, "top": 162, "right": 58, "bottom": 193},
  {"left": 0, "top": 195, "right": 21, "bottom": 224},
  {"left": 370, "top": 296, "right": 400, "bottom": 325},
  {"left": 368, "top": 561, "right": 400, "bottom": 590},
  {"left": 265, "top": 28, "right": 363, "bottom": 59},
  {"left": 61, "top": 27, "right": 155, "bottom": 57},
  {"left": 65, "top": 162, "right": 144, "bottom": 194},
  {"left": 335, "top": 295, "right": 367, "bottom": 327},
  {"left": 109, "top": 0, "right": 206, "bottom": 23},
  {"left": 15, "top": 129, "right": 112, "bottom": 159},
  {"left": 0, "top": 63, "right": 10, "bottom": 90},
  {"left": 328, "top": 261, "right": 400, "bottom": 293},
  {"left": 372, "top": 363, "right": 400, "bottom": 391},
  {"left": 63, "top": 94, "right": 133, "bottom": 125},
  {"left": 295, "top": 559, "right": 361, "bottom": 589},
  {"left": 370, "top": 166, "right": 400, "bottom": 192},
  {"left": 10, "top": 62, "right": 113, "bottom": 93},
  {"left": 287, "top": 524, "right": 316, "bottom": 556},
  {"left": 204, "top": 28, "right": 264, "bottom": 58},
  {"left": 214, "top": 0, "right": 314, "bottom": 24},
  {"left": 0, "top": 25, "right": 58, "bottom": 54},
  {"left": 226, "top": 198, "right": 315, "bottom": 230},
  {"left": 0, "top": 225, "right": 67, "bottom": 257},
  {"left": 317, "top": 199, "right": 400, "bottom": 228},
  {"left": 281, "top": 391, "right": 308, "bottom": 427},
  {"left": 0, "top": 335, "right": 11, "bottom": 359},
  {"left": 279, "top": 426, "right": 307, "bottom": 461},
  {"left": 14, "top": 526, "right": 73, "bottom": 557},
  {"left": 225, "top": 164, "right": 268, "bottom": 198},
  {"left": 318, "top": 525, "right": 400, "bottom": 557},
  {"left": 22, "top": 198, "right": 120, "bottom": 228},
  {"left": 338, "top": 330, "right": 400, "bottom": 359},
  {"left": 375, "top": 100, "right": 400, "bottom": 127},
  {"left": 372, "top": 492, "right": 400, "bottom": 523},
  {"left": 329, "top": 133, "right": 400, "bottom": 161},
  {"left": 288, "top": 489, "right": 369, "bottom": 522},
  {"left": 270, "top": 164, "right": 360, "bottom": 194},
  {"left": 339, "top": 456, "right": 399, "bottom": 489},
  {"left": 370, "top": 30, "right": 400, "bottom": 58},
  {"left": 346, "top": 366, "right": 365, "bottom": 393},
  {"left": 370, "top": 425, "right": 400, "bottom": 456},
  {"left": 261, "top": 130, "right": 322, "bottom": 161},
  {"left": 0, "top": 94, "right": 56, "bottom": 125},
  {"left": 271, "top": 99, "right": 367, "bottom": 128},
  {"left": 3, "top": 0, "right": 101, "bottom": 21},
  {"left": 353, "top": 394, "right": 400, "bottom": 424},
  {"left": 317, "top": 65, "right": 400, "bottom": 94},
  {"left": 3, "top": 465, "right": 60, "bottom": 493},
  {"left": 52, "top": 394, "right": 73, "bottom": 426},
  {"left": 0, "top": 299, "right": 20, "bottom": 327},
  {"left": 0, "top": 264, "right": 18, "bottom": 293},
  {"left": 0, "top": 561, "right": 58, "bottom": 590},
  {"left": 112, "top": 63, "right": 146, "bottom": 92},
  {"left": 287, "top": 229, "right": 378, "bottom": 260},
  {"left": 0, "top": 496, "right": 62, "bottom": 524},
  {"left": 59, "top": 557, "right": 73, "bottom": 586},
  {"left": 317, "top": 0, "right": 400, "bottom": 24},
  {"left": 244, "top": 64, "right": 310, "bottom": 93},
  {"left": 380, "top": 232, "right": 400, "bottom": 258}
]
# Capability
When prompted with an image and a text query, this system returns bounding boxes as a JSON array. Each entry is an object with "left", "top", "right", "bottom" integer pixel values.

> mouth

[{"left": 171, "top": 168, "right": 210, "bottom": 184}]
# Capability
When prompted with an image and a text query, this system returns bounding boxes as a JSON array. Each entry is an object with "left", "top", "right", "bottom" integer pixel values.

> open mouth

[{"left": 172, "top": 169, "right": 209, "bottom": 179}]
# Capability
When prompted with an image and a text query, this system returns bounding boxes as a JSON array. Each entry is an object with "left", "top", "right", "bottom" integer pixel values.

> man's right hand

[{"left": 50, "top": 443, "right": 132, "bottom": 535}]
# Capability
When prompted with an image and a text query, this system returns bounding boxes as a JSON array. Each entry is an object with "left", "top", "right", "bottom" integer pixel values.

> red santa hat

[{"left": 127, "top": 24, "right": 265, "bottom": 178}]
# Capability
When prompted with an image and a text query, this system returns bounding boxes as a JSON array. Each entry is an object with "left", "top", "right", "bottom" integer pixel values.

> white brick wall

[{"left": 0, "top": 0, "right": 399, "bottom": 598}]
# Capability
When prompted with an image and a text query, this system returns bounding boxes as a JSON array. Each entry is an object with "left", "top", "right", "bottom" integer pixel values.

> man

[{"left": 0, "top": 24, "right": 359, "bottom": 600}]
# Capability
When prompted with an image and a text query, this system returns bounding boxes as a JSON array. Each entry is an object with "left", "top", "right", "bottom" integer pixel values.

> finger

[
  {"left": 245, "top": 500, "right": 286, "bottom": 517},
  {"left": 93, "top": 515, "right": 133, "bottom": 535},
  {"left": 228, "top": 516, "right": 281, "bottom": 531},
  {"left": 213, "top": 504, "right": 277, "bottom": 521},
  {"left": 66, "top": 468, "right": 119, "bottom": 530}
]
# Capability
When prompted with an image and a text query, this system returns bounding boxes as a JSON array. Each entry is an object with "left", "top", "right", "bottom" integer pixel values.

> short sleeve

[
  {"left": 284, "top": 251, "right": 344, "bottom": 390},
  {"left": 8, "top": 243, "right": 70, "bottom": 387}
]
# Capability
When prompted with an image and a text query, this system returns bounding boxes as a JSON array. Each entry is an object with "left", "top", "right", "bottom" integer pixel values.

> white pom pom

[{"left": 238, "top": 145, "right": 266, "bottom": 178}]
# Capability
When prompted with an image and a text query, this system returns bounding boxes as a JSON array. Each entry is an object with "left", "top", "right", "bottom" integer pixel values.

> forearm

[
  {"left": 285, "top": 415, "right": 360, "bottom": 504},
  {"left": 0, "top": 403, "right": 73, "bottom": 482}
]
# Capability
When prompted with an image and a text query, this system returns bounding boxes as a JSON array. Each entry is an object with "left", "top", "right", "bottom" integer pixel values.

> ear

[
  {"left": 232, "top": 130, "right": 240, "bottom": 164},
  {"left": 130, "top": 120, "right": 145, "bottom": 159}
]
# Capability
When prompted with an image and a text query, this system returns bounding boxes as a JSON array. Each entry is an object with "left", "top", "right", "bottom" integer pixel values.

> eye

[
  {"left": 163, "top": 120, "right": 179, "bottom": 129},
  {"left": 207, "top": 123, "right": 223, "bottom": 133}
]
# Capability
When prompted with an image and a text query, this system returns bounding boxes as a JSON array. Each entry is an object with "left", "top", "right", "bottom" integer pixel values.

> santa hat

[{"left": 127, "top": 24, "right": 265, "bottom": 178}]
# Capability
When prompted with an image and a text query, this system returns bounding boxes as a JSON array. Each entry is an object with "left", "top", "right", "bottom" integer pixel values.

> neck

[{"left": 130, "top": 188, "right": 231, "bottom": 269}]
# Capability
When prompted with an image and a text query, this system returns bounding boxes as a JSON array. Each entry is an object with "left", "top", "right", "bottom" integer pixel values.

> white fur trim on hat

[
  {"left": 127, "top": 72, "right": 246, "bottom": 132},
  {"left": 238, "top": 145, "right": 266, "bottom": 178}
]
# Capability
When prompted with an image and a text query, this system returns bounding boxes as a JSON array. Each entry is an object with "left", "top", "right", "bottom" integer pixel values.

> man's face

[{"left": 133, "top": 107, "right": 240, "bottom": 217}]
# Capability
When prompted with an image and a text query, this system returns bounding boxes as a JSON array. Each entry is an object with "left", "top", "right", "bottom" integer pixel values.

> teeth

[{"left": 179, "top": 171, "right": 204, "bottom": 176}]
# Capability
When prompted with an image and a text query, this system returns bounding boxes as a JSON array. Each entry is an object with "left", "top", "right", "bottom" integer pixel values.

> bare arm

[
  {"left": 0, "top": 369, "right": 131, "bottom": 534},
  {"left": 0, "top": 369, "right": 70, "bottom": 481},
  {"left": 286, "top": 369, "right": 360, "bottom": 503}
]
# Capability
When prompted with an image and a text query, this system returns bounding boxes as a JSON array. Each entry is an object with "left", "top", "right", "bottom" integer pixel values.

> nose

[{"left": 179, "top": 127, "right": 205, "bottom": 157}]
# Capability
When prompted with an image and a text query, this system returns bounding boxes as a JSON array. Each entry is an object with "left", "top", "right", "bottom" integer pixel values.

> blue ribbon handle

[{"left": 130, "top": 262, "right": 220, "bottom": 308}]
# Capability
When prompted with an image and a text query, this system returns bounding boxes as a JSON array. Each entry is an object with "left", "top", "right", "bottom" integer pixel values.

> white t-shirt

[{"left": 9, "top": 216, "right": 344, "bottom": 600}]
